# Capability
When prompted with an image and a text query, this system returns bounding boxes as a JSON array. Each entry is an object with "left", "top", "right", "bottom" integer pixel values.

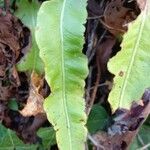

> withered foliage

[
  {"left": 0, "top": 0, "right": 149, "bottom": 149},
  {"left": 0, "top": 9, "right": 48, "bottom": 144},
  {"left": 92, "top": 88, "right": 150, "bottom": 150}
]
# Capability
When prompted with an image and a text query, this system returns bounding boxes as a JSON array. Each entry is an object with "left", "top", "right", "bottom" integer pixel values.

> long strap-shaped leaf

[
  {"left": 108, "top": 0, "right": 150, "bottom": 112},
  {"left": 36, "top": 0, "right": 88, "bottom": 149}
]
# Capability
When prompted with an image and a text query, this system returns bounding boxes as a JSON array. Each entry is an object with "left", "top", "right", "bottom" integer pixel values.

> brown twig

[
  {"left": 88, "top": 134, "right": 105, "bottom": 150},
  {"left": 89, "top": 82, "right": 109, "bottom": 91},
  {"left": 4, "top": 0, "right": 10, "bottom": 12},
  {"left": 86, "top": 29, "right": 107, "bottom": 115},
  {"left": 99, "top": 19, "right": 126, "bottom": 33},
  {"left": 85, "top": 66, "right": 93, "bottom": 102},
  {"left": 86, "top": 20, "right": 99, "bottom": 60},
  {"left": 86, "top": 56, "right": 101, "bottom": 115},
  {"left": 87, "top": 15, "right": 104, "bottom": 20},
  {"left": 88, "top": 30, "right": 107, "bottom": 64}
]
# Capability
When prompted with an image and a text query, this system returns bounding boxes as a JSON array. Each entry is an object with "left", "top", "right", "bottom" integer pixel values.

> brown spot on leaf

[{"left": 119, "top": 71, "right": 124, "bottom": 77}]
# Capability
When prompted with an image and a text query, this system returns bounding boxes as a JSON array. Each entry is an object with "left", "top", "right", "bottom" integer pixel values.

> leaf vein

[
  {"left": 60, "top": 0, "right": 72, "bottom": 149},
  {"left": 119, "top": 2, "right": 148, "bottom": 107}
]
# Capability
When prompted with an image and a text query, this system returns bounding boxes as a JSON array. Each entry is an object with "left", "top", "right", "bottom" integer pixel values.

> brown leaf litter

[
  {"left": 20, "top": 72, "right": 45, "bottom": 117},
  {"left": 92, "top": 88, "right": 150, "bottom": 150}
]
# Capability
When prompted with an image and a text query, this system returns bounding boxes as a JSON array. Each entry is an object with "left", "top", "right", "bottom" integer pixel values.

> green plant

[
  {"left": 35, "top": 0, "right": 88, "bottom": 149},
  {"left": 108, "top": 1, "right": 150, "bottom": 111},
  {"left": 0, "top": 0, "right": 150, "bottom": 150}
]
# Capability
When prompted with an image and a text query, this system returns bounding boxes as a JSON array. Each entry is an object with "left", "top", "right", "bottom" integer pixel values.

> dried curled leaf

[
  {"left": 92, "top": 88, "right": 150, "bottom": 149},
  {"left": 20, "top": 72, "right": 45, "bottom": 117},
  {"left": 0, "top": 10, "right": 30, "bottom": 80}
]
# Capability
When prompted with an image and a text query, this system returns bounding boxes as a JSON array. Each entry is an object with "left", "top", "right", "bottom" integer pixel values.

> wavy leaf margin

[
  {"left": 35, "top": 0, "right": 88, "bottom": 149},
  {"left": 108, "top": 0, "right": 150, "bottom": 112}
]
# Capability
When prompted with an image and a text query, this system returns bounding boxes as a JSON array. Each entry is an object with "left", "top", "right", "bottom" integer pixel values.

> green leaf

[
  {"left": 0, "top": 124, "right": 56, "bottom": 150},
  {"left": 0, "top": 0, "right": 3, "bottom": 6},
  {"left": 37, "top": 127, "right": 56, "bottom": 149},
  {"left": 108, "top": 1, "right": 150, "bottom": 112},
  {"left": 8, "top": 99, "right": 18, "bottom": 111},
  {"left": 145, "top": 115, "right": 150, "bottom": 125},
  {"left": 15, "top": 0, "right": 44, "bottom": 74},
  {"left": 87, "top": 104, "right": 108, "bottom": 134},
  {"left": 0, "top": 124, "right": 37, "bottom": 150},
  {"left": 35, "top": 0, "right": 88, "bottom": 149},
  {"left": 130, "top": 125, "right": 150, "bottom": 150}
]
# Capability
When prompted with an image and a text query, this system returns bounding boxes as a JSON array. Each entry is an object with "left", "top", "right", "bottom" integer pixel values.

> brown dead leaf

[
  {"left": 0, "top": 47, "right": 7, "bottom": 78},
  {"left": 96, "top": 36, "right": 116, "bottom": 76},
  {"left": 102, "top": 0, "right": 140, "bottom": 35},
  {"left": 0, "top": 84, "right": 15, "bottom": 101},
  {"left": 20, "top": 72, "right": 45, "bottom": 117},
  {"left": 0, "top": 9, "right": 30, "bottom": 63},
  {"left": 0, "top": 10, "right": 30, "bottom": 101},
  {"left": 92, "top": 88, "right": 150, "bottom": 150},
  {"left": 0, "top": 9, "right": 47, "bottom": 144},
  {"left": 2, "top": 107, "right": 47, "bottom": 144},
  {"left": 9, "top": 66, "right": 20, "bottom": 86}
]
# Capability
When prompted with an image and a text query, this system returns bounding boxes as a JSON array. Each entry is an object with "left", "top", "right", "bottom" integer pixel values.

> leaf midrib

[
  {"left": 119, "top": 2, "right": 148, "bottom": 107},
  {"left": 60, "top": 0, "right": 72, "bottom": 149}
]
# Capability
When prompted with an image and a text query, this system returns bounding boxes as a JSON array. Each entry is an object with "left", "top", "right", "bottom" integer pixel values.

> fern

[
  {"left": 35, "top": 0, "right": 88, "bottom": 149},
  {"left": 108, "top": 1, "right": 150, "bottom": 112}
]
